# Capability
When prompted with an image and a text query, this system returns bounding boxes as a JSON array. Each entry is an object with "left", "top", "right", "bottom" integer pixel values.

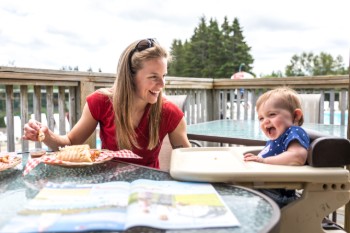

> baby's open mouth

[{"left": 267, "top": 127, "right": 275, "bottom": 135}]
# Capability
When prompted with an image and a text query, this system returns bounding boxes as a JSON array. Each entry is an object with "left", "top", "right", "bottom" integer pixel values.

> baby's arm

[
  {"left": 244, "top": 141, "right": 308, "bottom": 165},
  {"left": 244, "top": 153, "right": 264, "bottom": 163}
]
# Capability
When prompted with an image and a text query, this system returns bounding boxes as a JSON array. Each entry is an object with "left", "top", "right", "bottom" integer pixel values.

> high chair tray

[{"left": 169, "top": 147, "right": 349, "bottom": 183}]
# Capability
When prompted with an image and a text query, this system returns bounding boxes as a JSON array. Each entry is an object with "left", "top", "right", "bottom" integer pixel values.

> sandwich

[
  {"left": 56, "top": 144, "right": 100, "bottom": 162},
  {"left": 38, "top": 129, "right": 45, "bottom": 142}
]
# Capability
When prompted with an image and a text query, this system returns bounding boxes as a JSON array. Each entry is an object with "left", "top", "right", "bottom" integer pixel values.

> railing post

[
  {"left": 46, "top": 86, "right": 55, "bottom": 132},
  {"left": 5, "top": 86, "right": 15, "bottom": 152},
  {"left": 20, "top": 86, "right": 29, "bottom": 152},
  {"left": 340, "top": 89, "right": 347, "bottom": 125},
  {"left": 58, "top": 87, "right": 66, "bottom": 135},
  {"left": 80, "top": 81, "right": 96, "bottom": 148},
  {"left": 213, "top": 90, "right": 220, "bottom": 120},
  {"left": 33, "top": 85, "right": 42, "bottom": 149},
  {"left": 345, "top": 56, "right": 350, "bottom": 233},
  {"left": 69, "top": 87, "right": 77, "bottom": 127}
]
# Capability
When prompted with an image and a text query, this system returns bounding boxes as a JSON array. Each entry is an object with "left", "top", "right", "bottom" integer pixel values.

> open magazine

[{"left": 1, "top": 179, "right": 240, "bottom": 232}]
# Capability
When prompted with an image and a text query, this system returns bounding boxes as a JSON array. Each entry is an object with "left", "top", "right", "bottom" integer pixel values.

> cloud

[{"left": 0, "top": 0, "right": 349, "bottom": 75}]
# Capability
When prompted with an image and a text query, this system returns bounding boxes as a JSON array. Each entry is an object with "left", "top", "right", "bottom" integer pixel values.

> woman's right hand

[{"left": 23, "top": 119, "right": 48, "bottom": 142}]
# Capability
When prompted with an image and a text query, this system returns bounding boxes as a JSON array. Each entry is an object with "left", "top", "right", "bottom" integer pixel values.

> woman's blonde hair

[
  {"left": 101, "top": 39, "right": 170, "bottom": 150},
  {"left": 256, "top": 87, "right": 304, "bottom": 126}
]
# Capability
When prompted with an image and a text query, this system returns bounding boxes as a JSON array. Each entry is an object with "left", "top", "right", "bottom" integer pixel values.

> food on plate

[
  {"left": 0, "top": 155, "right": 9, "bottom": 163},
  {"left": 38, "top": 129, "right": 45, "bottom": 142},
  {"left": 30, "top": 150, "right": 46, "bottom": 158},
  {"left": 89, "top": 149, "right": 101, "bottom": 161},
  {"left": 0, "top": 153, "right": 22, "bottom": 171},
  {"left": 56, "top": 144, "right": 101, "bottom": 162}
]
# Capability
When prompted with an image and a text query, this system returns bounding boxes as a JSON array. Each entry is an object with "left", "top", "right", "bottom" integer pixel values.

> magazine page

[
  {"left": 125, "top": 179, "right": 240, "bottom": 230},
  {"left": 1, "top": 182, "right": 131, "bottom": 233}
]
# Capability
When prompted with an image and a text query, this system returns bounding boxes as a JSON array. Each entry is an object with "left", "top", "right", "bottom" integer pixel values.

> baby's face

[{"left": 257, "top": 99, "right": 295, "bottom": 140}]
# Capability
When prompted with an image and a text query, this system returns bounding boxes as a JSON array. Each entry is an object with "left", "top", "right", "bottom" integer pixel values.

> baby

[
  {"left": 244, "top": 87, "right": 310, "bottom": 207},
  {"left": 244, "top": 87, "right": 309, "bottom": 165}
]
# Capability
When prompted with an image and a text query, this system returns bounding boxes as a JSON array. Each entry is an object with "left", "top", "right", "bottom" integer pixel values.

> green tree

[
  {"left": 60, "top": 66, "right": 79, "bottom": 71},
  {"left": 261, "top": 70, "right": 284, "bottom": 78},
  {"left": 168, "top": 16, "right": 254, "bottom": 78},
  {"left": 203, "top": 18, "right": 223, "bottom": 78},
  {"left": 285, "top": 52, "right": 347, "bottom": 76},
  {"left": 217, "top": 16, "right": 235, "bottom": 78},
  {"left": 230, "top": 18, "right": 254, "bottom": 75},
  {"left": 187, "top": 16, "right": 209, "bottom": 77},
  {"left": 169, "top": 39, "right": 185, "bottom": 76},
  {"left": 313, "top": 53, "right": 347, "bottom": 75}
]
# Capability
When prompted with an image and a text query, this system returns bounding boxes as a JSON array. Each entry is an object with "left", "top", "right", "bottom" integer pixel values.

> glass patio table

[
  {"left": 0, "top": 153, "right": 280, "bottom": 233},
  {"left": 187, "top": 119, "right": 347, "bottom": 145}
]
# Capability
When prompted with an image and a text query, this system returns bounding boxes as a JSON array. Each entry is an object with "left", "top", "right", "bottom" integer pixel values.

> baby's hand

[{"left": 244, "top": 153, "right": 264, "bottom": 163}]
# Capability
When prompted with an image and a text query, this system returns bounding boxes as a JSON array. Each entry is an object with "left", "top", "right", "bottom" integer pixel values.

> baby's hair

[{"left": 256, "top": 87, "right": 304, "bottom": 125}]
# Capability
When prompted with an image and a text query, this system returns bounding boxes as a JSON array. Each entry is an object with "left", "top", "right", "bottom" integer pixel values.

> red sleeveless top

[{"left": 86, "top": 91, "right": 184, "bottom": 168}]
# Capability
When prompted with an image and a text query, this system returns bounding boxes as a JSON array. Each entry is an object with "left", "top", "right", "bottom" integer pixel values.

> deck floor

[{"left": 335, "top": 206, "right": 344, "bottom": 228}]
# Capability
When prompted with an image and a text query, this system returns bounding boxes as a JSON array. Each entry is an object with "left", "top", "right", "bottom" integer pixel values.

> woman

[{"left": 23, "top": 38, "right": 191, "bottom": 168}]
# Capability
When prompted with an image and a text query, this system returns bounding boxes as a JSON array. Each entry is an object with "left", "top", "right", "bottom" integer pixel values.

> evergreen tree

[
  {"left": 187, "top": 16, "right": 209, "bottom": 77},
  {"left": 169, "top": 39, "right": 188, "bottom": 76},
  {"left": 168, "top": 16, "right": 254, "bottom": 78},
  {"left": 231, "top": 18, "right": 254, "bottom": 75},
  {"left": 217, "top": 16, "right": 235, "bottom": 78},
  {"left": 203, "top": 18, "right": 223, "bottom": 78}
]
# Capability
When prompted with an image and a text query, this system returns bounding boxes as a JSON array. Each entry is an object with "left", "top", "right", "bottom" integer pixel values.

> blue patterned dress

[
  {"left": 258, "top": 126, "right": 310, "bottom": 158},
  {"left": 257, "top": 126, "right": 310, "bottom": 208}
]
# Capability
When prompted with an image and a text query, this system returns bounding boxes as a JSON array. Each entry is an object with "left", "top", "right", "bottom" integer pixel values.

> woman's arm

[
  {"left": 23, "top": 103, "right": 98, "bottom": 151},
  {"left": 168, "top": 117, "right": 191, "bottom": 149},
  {"left": 66, "top": 103, "right": 98, "bottom": 146}
]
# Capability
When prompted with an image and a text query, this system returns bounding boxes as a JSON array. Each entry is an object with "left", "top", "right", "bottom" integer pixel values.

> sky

[{"left": 0, "top": 0, "right": 349, "bottom": 77}]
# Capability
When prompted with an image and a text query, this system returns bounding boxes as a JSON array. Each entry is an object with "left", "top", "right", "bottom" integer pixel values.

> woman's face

[
  {"left": 257, "top": 99, "right": 295, "bottom": 140},
  {"left": 134, "top": 57, "right": 167, "bottom": 105}
]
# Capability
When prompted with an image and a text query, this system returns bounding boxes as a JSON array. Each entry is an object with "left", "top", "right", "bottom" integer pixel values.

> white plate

[
  {"left": 0, "top": 152, "right": 22, "bottom": 171},
  {"left": 43, "top": 150, "right": 113, "bottom": 167}
]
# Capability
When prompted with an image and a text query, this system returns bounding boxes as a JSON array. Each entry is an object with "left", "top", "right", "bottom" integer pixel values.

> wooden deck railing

[
  {"left": 0, "top": 66, "right": 349, "bottom": 152},
  {"left": 166, "top": 75, "right": 349, "bottom": 126}
]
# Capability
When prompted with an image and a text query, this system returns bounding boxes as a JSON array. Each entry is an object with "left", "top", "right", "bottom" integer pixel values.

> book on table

[{"left": 1, "top": 179, "right": 240, "bottom": 232}]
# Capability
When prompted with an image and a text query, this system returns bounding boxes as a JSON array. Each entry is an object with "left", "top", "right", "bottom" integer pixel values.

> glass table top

[
  {"left": 0, "top": 154, "right": 280, "bottom": 233},
  {"left": 187, "top": 119, "right": 347, "bottom": 144}
]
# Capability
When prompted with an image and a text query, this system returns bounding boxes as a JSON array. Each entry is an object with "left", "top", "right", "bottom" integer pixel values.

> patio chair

[
  {"left": 305, "top": 128, "right": 350, "bottom": 167},
  {"left": 290, "top": 128, "right": 349, "bottom": 232},
  {"left": 159, "top": 95, "right": 201, "bottom": 171},
  {"left": 299, "top": 94, "right": 321, "bottom": 123}
]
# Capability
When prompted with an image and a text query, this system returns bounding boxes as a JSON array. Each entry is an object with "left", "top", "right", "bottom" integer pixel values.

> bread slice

[
  {"left": 38, "top": 129, "right": 45, "bottom": 142},
  {"left": 57, "top": 144, "right": 92, "bottom": 162}
]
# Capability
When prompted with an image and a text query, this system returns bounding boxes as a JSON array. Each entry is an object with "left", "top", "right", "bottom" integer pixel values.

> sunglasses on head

[{"left": 128, "top": 38, "right": 158, "bottom": 73}]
